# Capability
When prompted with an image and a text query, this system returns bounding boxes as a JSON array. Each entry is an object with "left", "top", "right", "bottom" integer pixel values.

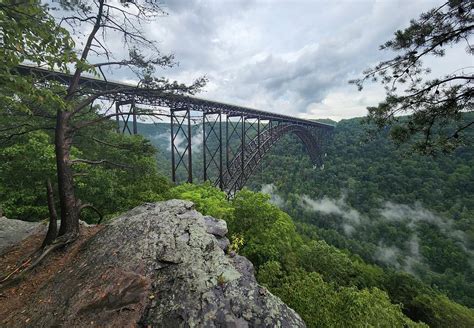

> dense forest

[
  {"left": 121, "top": 114, "right": 474, "bottom": 309},
  {"left": 140, "top": 112, "right": 474, "bottom": 319},
  {"left": 249, "top": 114, "right": 474, "bottom": 308}
]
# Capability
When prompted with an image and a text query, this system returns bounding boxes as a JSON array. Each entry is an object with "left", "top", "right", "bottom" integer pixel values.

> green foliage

[
  {"left": 0, "top": 131, "right": 55, "bottom": 220},
  {"left": 0, "top": 0, "right": 74, "bottom": 115},
  {"left": 0, "top": 114, "right": 171, "bottom": 223},
  {"left": 72, "top": 121, "right": 171, "bottom": 221},
  {"left": 259, "top": 267, "right": 426, "bottom": 328},
  {"left": 231, "top": 189, "right": 278, "bottom": 230},
  {"left": 168, "top": 181, "right": 233, "bottom": 220},
  {"left": 228, "top": 234, "right": 244, "bottom": 254},
  {"left": 298, "top": 240, "right": 384, "bottom": 289},
  {"left": 248, "top": 115, "right": 474, "bottom": 308}
]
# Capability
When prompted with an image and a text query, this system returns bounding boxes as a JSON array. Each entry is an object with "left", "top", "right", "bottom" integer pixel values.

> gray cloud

[
  {"left": 143, "top": 0, "right": 461, "bottom": 120},
  {"left": 59, "top": 0, "right": 468, "bottom": 120}
]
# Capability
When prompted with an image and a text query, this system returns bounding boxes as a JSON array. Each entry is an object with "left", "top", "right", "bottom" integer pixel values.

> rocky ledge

[
  {"left": 0, "top": 216, "right": 43, "bottom": 256},
  {"left": 2, "top": 200, "right": 305, "bottom": 327}
]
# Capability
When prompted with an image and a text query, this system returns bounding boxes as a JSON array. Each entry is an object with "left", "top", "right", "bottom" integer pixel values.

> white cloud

[
  {"left": 375, "top": 235, "right": 425, "bottom": 274},
  {"left": 299, "top": 194, "right": 361, "bottom": 236},
  {"left": 375, "top": 244, "right": 401, "bottom": 269},
  {"left": 380, "top": 201, "right": 471, "bottom": 253},
  {"left": 299, "top": 194, "right": 361, "bottom": 224}
]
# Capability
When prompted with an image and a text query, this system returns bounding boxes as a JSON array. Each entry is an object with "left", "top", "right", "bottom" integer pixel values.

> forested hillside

[
  {"left": 134, "top": 113, "right": 474, "bottom": 309},
  {"left": 249, "top": 114, "right": 474, "bottom": 308}
]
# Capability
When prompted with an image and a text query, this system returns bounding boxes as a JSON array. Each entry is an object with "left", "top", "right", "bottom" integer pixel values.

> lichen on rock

[{"left": 1, "top": 200, "right": 305, "bottom": 327}]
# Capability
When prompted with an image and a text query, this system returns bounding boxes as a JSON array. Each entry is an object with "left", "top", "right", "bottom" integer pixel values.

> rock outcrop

[
  {"left": 0, "top": 216, "right": 43, "bottom": 255},
  {"left": 2, "top": 200, "right": 305, "bottom": 327}
]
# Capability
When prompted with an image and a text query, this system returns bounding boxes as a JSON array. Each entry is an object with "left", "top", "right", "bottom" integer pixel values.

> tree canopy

[
  {"left": 351, "top": 0, "right": 473, "bottom": 154},
  {"left": 0, "top": 0, "right": 206, "bottom": 244}
]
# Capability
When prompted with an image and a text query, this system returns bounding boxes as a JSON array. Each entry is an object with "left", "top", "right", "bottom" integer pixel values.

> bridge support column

[
  {"left": 170, "top": 107, "right": 192, "bottom": 183},
  {"left": 115, "top": 99, "right": 138, "bottom": 135},
  {"left": 132, "top": 99, "right": 137, "bottom": 135},
  {"left": 240, "top": 114, "right": 245, "bottom": 192},
  {"left": 202, "top": 111, "right": 223, "bottom": 188},
  {"left": 115, "top": 101, "right": 120, "bottom": 133},
  {"left": 257, "top": 118, "right": 261, "bottom": 151}
]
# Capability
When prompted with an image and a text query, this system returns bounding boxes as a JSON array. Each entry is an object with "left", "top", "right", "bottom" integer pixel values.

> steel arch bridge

[{"left": 15, "top": 65, "right": 334, "bottom": 194}]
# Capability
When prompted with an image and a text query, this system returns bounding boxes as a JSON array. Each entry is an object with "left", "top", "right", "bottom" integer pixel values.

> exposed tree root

[
  {"left": 0, "top": 233, "right": 78, "bottom": 291},
  {"left": 0, "top": 257, "right": 32, "bottom": 283}
]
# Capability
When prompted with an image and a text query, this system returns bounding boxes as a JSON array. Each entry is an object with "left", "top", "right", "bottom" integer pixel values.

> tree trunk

[
  {"left": 55, "top": 110, "right": 79, "bottom": 237},
  {"left": 42, "top": 178, "right": 58, "bottom": 247}
]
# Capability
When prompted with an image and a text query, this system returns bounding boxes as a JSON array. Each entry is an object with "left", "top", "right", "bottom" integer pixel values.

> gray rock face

[
  {"left": 203, "top": 215, "right": 230, "bottom": 252},
  {"left": 3, "top": 200, "right": 305, "bottom": 327},
  {"left": 0, "top": 216, "right": 43, "bottom": 255},
  {"left": 203, "top": 215, "right": 228, "bottom": 237}
]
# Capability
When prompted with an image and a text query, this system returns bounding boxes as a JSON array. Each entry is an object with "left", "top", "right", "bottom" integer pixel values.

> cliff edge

[{"left": 0, "top": 200, "right": 305, "bottom": 327}]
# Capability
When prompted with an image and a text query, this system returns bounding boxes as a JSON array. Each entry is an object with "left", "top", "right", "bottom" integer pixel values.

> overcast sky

[{"left": 95, "top": 0, "right": 468, "bottom": 121}]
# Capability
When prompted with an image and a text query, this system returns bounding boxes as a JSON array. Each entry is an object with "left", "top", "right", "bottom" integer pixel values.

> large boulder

[
  {"left": 0, "top": 216, "right": 43, "bottom": 255},
  {"left": 2, "top": 200, "right": 305, "bottom": 327}
]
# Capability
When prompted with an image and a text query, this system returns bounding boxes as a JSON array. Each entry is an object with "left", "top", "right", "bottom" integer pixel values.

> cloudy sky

[{"left": 87, "top": 0, "right": 468, "bottom": 121}]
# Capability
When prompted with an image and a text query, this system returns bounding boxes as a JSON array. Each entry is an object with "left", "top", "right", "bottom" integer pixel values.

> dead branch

[{"left": 79, "top": 203, "right": 104, "bottom": 224}]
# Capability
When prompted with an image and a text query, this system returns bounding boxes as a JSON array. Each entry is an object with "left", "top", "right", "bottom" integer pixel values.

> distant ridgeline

[{"left": 131, "top": 113, "right": 474, "bottom": 308}]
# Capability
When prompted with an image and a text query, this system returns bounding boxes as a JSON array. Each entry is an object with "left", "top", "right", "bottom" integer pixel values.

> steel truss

[
  {"left": 219, "top": 123, "right": 324, "bottom": 195},
  {"left": 16, "top": 64, "right": 335, "bottom": 194},
  {"left": 115, "top": 100, "right": 138, "bottom": 135},
  {"left": 170, "top": 108, "right": 192, "bottom": 183},
  {"left": 202, "top": 112, "right": 223, "bottom": 188}
]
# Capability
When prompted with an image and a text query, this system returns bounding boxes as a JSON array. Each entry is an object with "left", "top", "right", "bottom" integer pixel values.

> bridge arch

[{"left": 217, "top": 124, "right": 324, "bottom": 195}]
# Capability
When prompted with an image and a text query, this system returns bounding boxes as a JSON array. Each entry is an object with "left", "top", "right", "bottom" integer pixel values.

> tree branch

[
  {"left": 70, "top": 158, "right": 132, "bottom": 169},
  {"left": 65, "top": 0, "right": 105, "bottom": 100}
]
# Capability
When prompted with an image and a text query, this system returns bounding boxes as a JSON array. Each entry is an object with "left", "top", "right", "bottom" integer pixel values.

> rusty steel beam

[{"left": 16, "top": 64, "right": 335, "bottom": 194}]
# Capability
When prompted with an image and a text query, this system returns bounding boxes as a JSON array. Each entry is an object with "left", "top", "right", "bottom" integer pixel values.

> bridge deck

[{"left": 15, "top": 64, "right": 334, "bottom": 129}]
